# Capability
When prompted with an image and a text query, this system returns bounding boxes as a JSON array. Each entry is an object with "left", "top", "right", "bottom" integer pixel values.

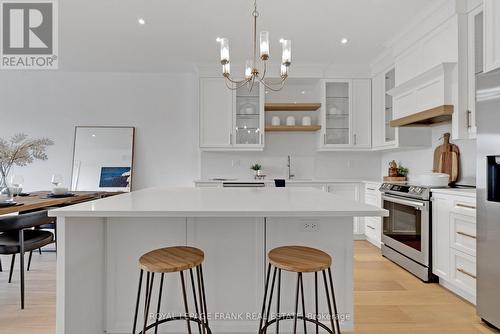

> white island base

[{"left": 51, "top": 188, "right": 387, "bottom": 334}]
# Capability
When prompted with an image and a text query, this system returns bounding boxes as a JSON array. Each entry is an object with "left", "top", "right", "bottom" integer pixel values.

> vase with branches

[{"left": 0, "top": 133, "right": 54, "bottom": 201}]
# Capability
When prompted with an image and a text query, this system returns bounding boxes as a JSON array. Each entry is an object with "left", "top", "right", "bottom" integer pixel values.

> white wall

[
  {"left": 201, "top": 133, "right": 382, "bottom": 180},
  {"left": 380, "top": 123, "right": 476, "bottom": 186},
  {"left": 0, "top": 72, "right": 199, "bottom": 191}
]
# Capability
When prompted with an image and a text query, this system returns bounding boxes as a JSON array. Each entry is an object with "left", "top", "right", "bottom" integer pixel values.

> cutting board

[{"left": 433, "top": 133, "right": 460, "bottom": 184}]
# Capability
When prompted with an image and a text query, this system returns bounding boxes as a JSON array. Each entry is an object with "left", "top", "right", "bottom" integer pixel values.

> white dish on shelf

[
  {"left": 271, "top": 116, "right": 281, "bottom": 126},
  {"left": 302, "top": 116, "right": 311, "bottom": 126},
  {"left": 286, "top": 116, "right": 296, "bottom": 126}
]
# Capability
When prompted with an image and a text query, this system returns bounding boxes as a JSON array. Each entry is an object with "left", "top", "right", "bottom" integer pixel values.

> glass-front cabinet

[
  {"left": 321, "top": 80, "right": 352, "bottom": 147},
  {"left": 384, "top": 68, "right": 396, "bottom": 143},
  {"left": 233, "top": 83, "right": 264, "bottom": 147}
]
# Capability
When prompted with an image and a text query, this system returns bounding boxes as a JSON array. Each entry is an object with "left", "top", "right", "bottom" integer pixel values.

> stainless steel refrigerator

[{"left": 476, "top": 68, "right": 500, "bottom": 329}]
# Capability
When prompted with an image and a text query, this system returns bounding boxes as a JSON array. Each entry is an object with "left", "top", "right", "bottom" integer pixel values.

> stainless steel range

[{"left": 379, "top": 183, "right": 437, "bottom": 282}]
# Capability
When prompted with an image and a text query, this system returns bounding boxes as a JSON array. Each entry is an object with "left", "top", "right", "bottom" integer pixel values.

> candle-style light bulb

[
  {"left": 260, "top": 31, "right": 270, "bottom": 60},
  {"left": 280, "top": 64, "right": 288, "bottom": 77},
  {"left": 245, "top": 60, "right": 254, "bottom": 79},
  {"left": 218, "top": 38, "right": 230, "bottom": 64},
  {"left": 222, "top": 63, "right": 230, "bottom": 76},
  {"left": 281, "top": 39, "right": 291, "bottom": 66}
]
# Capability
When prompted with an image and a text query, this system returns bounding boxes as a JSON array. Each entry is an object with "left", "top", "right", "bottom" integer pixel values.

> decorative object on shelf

[
  {"left": 286, "top": 116, "right": 296, "bottom": 126},
  {"left": 0, "top": 133, "right": 53, "bottom": 202},
  {"left": 383, "top": 160, "right": 407, "bottom": 182},
  {"left": 250, "top": 163, "right": 264, "bottom": 179},
  {"left": 301, "top": 116, "right": 312, "bottom": 126},
  {"left": 388, "top": 160, "right": 398, "bottom": 177},
  {"left": 271, "top": 116, "right": 281, "bottom": 126},
  {"left": 216, "top": 0, "right": 291, "bottom": 92},
  {"left": 433, "top": 132, "right": 460, "bottom": 185},
  {"left": 329, "top": 107, "right": 339, "bottom": 115}
]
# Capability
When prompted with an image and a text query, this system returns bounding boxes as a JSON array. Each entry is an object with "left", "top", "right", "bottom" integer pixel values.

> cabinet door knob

[{"left": 354, "top": 134, "right": 357, "bottom": 145}]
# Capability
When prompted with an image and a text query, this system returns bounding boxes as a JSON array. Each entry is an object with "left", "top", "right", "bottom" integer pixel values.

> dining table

[{"left": 0, "top": 191, "right": 113, "bottom": 216}]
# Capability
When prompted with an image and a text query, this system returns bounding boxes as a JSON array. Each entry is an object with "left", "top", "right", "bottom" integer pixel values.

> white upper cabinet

[
  {"left": 351, "top": 79, "right": 372, "bottom": 148},
  {"left": 484, "top": 0, "right": 500, "bottom": 73},
  {"left": 200, "top": 78, "right": 264, "bottom": 151},
  {"left": 465, "top": 6, "right": 484, "bottom": 139},
  {"left": 319, "top": 79, "right": 371, "bottom": 150},
  {"left": 200, "top": 78, "right": 233, "bottom": 148}
]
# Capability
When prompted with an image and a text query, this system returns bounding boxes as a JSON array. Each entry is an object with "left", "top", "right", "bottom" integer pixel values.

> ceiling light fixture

[
  {"left": 341, "top": 38, "right": 348, "bottom": 44},
  {"left": 138, "top": 18, "right": 145, "bottom": 25},
  {"left": 216, "top": 0, "right": 292, "bottom": 92}
]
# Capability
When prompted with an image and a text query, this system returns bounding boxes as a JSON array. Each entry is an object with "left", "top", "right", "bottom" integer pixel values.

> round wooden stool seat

[
  {"left": 268, "top": 245, "right": 332, "bottom": 273},
  {"left": 139, "top": 246, "right": 204, "bottom": 273}
]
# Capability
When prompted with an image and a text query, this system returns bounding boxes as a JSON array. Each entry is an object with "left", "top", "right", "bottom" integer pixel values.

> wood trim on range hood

[{"left": 390, "top": 105, "right": 454, "bottom": 127}]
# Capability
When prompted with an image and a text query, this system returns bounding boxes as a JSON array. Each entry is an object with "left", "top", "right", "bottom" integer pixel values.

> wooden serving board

[{"left": 433, "top": 133, "right": 460, "bottom": 184}]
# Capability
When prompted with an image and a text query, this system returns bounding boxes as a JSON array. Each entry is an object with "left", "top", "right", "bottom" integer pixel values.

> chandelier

[{"left": 216, "top": 0, "right": 291, "bottom": 92}]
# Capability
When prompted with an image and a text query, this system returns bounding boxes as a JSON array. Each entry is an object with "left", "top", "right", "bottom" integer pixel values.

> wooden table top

[{"left": 0, "top": 191, "right": 105, "bottom": 216}]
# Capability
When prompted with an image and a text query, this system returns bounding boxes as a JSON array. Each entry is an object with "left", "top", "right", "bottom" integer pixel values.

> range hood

[
  {"left": 389, "top": 105, "right": 454, "bottom": 127},
  {"left": 387, "top": 63, "right": 456, "bottom": 127}
]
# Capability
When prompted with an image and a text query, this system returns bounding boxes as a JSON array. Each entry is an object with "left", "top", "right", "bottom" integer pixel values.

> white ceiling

[{"left": 60, "top": 0, "right": 436, "bottom": 72}]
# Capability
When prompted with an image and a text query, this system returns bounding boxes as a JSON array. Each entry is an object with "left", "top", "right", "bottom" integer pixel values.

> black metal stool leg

[
  {"left": 322, "top": 270, "right": 336, "bottom": 334},
  {"left": 180, "top": 271, "right": 193, "bottom": 334},
  {"left": 315, "top": 272, "right": 319, "bottom": 334},
  {"left": 142, "top": 272, "right": 153, "bottom": 334},
  {"left": 293, "top": 273, "right": 301, "bottom": 334},
  {"left": 27, "top": 251, "right": 33, "bottom": 271},
  {"left": 8, "top": 254, "right": 15, "bottom": 283},
  {"left": 258, "top": 263, "right": 272, "bottom": 333},
  {"left": 133, "top": 270, "right": 144, "bottom": 334},
  {"left": 275, "top": 269, "right": 281, "bottom": 334},
  {"left": 0, "top": 256, "right": 3, "bottom": 272},
  {"left": 199, "top": 265, "right": 209, "bottom": 332},
  {"left": 300, "top": 273, "right": 308, "bottom": 334},
  {"left": 264, "top": 267, "right": 277, "bottom": 334},
  {"left": 328, "top": 268, "right": 341, "bottom": 334},
  {"left": 154, "top": 273, "right": 165, "bottom": 334},
  {"left": 196, "top": 266, "right": 206, "bottom": 334},
  {"left": 189, "top": 269, "right": 202, "bottom": 334}
]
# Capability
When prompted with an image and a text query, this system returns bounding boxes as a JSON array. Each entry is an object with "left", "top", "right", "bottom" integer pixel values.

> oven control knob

[{"left": 415, "top": 187, "right": 422, "bottom": 194}]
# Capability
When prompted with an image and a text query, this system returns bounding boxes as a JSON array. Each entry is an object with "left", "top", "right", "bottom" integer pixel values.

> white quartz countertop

[
  {"left": 431, "top": 188, "right": 477, "bottom": 198},
  {"left": 49, "top": 187, "right": 388, "bottom": 218},
  {"left": 194, "top": 179, "right": 382, "bottom": 184}
]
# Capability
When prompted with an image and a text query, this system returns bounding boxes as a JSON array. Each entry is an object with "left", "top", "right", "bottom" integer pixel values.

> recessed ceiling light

[
  {"left": 138, "top": 18, "right": 145, "bottom": 25},
  {"left": 341, "top": 38, "right": 348, "bottom": 44}
]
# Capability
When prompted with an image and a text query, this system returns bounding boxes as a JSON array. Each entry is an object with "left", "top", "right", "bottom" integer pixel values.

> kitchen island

[{"left": 49, "top": 187, "right": 387, "bottom": 334}]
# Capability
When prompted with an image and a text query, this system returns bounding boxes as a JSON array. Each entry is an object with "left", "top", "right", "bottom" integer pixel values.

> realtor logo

[{"left": 1, "top": 0, "right": 58, "bottom": 69}]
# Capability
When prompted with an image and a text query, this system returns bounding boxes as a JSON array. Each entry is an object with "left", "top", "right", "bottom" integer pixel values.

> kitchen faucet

[{"left": 287, "top": 155, "right": 295, "bottom": 180}]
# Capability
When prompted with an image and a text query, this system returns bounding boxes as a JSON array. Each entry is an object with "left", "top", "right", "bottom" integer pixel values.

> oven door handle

[{"left": 382, "top": 195, "right": 426, "bottom": 209}]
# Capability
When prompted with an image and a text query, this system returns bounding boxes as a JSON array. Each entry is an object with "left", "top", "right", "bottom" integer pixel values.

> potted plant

[
  {"left": 0, "top": 134, "right": 53, "bottom": 201},
  {"left": 397, "top": 163, "right": 409, "bottom": 179},
  {"left": 250, "top": 163, "right": 263, "bottom": 179}
]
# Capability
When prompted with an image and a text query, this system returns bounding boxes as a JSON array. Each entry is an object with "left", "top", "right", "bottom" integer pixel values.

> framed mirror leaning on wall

[{"left": 71, "top": 126, "right": 135, "bottom": 192}]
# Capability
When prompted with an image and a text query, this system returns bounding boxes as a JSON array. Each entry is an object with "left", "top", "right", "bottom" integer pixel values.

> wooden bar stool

[
  {"left": 258, "top": 246, "right": 341, "bottom": 334},
  {"left": 132, "top": 246, "right": 212, "bottom": 334}
]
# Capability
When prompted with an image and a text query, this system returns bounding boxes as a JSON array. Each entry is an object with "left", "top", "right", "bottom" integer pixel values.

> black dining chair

[{"left": 0, "top": 210, "right": 55, "bottom": 309}]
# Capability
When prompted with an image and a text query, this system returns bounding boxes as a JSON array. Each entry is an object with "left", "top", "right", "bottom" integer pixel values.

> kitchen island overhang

[{"left": 49, "top": 187, "right": 388, "bottom": 334}]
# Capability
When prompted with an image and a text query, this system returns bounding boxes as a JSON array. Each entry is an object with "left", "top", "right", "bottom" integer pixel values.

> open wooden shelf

[
  {"left": 265, "top": 125, "right": 322, "bottom": 132},
  {"left": 265, "top": 103, "right": 321, "bottom": 111}
]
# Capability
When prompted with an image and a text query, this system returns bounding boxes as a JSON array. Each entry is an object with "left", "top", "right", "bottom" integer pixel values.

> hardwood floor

[{"left": 0, "top": 242, "right": 498, "bottom": 334}]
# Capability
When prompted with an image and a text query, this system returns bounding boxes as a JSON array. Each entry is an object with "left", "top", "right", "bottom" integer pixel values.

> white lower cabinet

[
  {"left": 363, "top": 182, "right": 382, "bottom": 247},
  {"left": 432, "top": 192, "right": 477, "bottom": 304}
]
